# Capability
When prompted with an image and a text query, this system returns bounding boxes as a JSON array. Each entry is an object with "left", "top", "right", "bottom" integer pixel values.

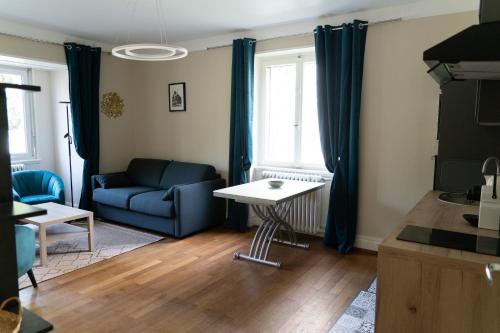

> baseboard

[
  {"left": 354, "top": 235, "right": 382, "bottom": 252},
  {"left": 248, "top": 216, "right": 259, "bottom": 227}
]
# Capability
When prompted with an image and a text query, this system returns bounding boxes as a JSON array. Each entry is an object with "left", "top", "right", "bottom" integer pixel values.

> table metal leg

[
  {"left": 233, "top": 252, "right": 281, "bottom": 268},
  {"left": 233, "top": 201, "right": 309, "bottom": 268}
]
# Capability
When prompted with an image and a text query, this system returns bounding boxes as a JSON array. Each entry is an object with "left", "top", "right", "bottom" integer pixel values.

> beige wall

[
  {"left": 0, "top": 10, "right": 479, "bottom": 244},
  {"left": 131, "top": 47, "right": 233, "bottom": 179},
  {"left": 0, "top": 35, "right": 65, "bottom": 65},
  {"left": 131, "top": 11, "right": 477, "bottom": 245},
  {"left": 358, "top": 11, "right": 476, "bottom": 242},
  {"left": 99, "top": 54, "right": 137, "bottom": 173},
  {"left": 0, "top": 39, "right": 136, "bottom": 206}
]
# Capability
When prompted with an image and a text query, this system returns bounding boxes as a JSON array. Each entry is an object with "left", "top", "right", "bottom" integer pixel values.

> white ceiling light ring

[
  {"left": 124, "top": 45, "right": 176, "bottom": 59},
  {"left": 112, "top": 0, "right": 188, "bottom": 62},
  {"left": 111, "top": 43, "right": 188, "bottom": 61}
]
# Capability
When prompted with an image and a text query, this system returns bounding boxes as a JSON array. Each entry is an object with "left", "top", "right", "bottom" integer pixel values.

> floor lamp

[{"left": 59, "top": 101, "right": 74, "bottom": 207}]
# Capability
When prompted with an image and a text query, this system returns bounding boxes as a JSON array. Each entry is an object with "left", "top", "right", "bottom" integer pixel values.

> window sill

[
  {"left": 253, "top": 165, "right": 333, "bottom": 180},
  {"left": 10, "top": 158, "right": 41, "bottom": 165}
]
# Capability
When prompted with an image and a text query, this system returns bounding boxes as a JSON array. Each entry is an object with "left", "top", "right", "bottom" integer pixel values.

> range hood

[{"left": 424, "top": 0, "right": 500, "bottom": 86}]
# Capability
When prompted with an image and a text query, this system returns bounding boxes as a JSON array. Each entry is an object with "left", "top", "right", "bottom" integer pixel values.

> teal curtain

[
  {"left": 226, "top": 38, "right": 256, "bottom": 232},
  {"left": 64, "top": 43, "right": 101, "bottom": 210},
  {"left": 314, "top": 21, "right": 367, "bottom": 254}
]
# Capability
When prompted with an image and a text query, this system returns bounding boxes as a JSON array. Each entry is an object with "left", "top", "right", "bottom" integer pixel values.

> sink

[{"left": 438, "top": 192, "right": 478, "bottom": 206}]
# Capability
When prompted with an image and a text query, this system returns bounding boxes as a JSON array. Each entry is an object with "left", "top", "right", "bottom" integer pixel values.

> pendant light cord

[
  {"left": 159, "top": 0, "right": 168, "bottom": 45},
  {"left": 127, "top": 0, "right": 138, "bottom": 44}
]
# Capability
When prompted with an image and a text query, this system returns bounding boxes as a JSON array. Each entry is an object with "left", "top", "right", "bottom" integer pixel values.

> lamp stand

[{"left": 59, "top": 101, "right": 73, "bottom": 207}]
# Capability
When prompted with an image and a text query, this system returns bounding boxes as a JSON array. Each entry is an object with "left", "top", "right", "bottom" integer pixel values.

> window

[
  {"left": 0, "top": 66, "right": 36, "bottom": 161},
  {"left": 255, "top": 49, "right": 324, "bottom": 169}
]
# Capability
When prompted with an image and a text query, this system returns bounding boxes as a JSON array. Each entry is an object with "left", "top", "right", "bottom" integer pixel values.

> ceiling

[{"left": 0, "top": 0, "right": 423, "bottom": 44}]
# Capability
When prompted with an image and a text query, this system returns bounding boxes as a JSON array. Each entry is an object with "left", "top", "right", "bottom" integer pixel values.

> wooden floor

[{"left": 20, "top": 227, "right": 377, "bottom": 333}]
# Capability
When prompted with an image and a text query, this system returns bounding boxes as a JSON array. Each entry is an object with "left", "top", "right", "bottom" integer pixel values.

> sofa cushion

[
  {"left": 21, "top": 194, "right": 59, "bottom": 205},
  {"left": 126, "top": 158, "right": 171, "bottom": 188},
  {"left": 93, "top": 186, "right": 156, "bottom": 209},
  {"left": 95, "top": 173, "right": 133, "bottom": 189},
  {"left": 159, "top": 161, "right": 216, "bottom": 189},
  {"left": 129, "top": 190, "right": 175, "bottom": 218}
]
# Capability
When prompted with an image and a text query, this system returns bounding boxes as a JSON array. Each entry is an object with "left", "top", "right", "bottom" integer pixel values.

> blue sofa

[
  {"left": 92, "top": 158, "right": 226, "bottom": 238},
  {"left": 12, "top": 170, "right": 65, "bottom": 205}
]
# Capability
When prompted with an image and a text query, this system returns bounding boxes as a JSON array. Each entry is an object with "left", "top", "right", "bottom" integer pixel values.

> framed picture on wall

[{"left": 169, "top": 82, "right": 186, "bottom": 112}]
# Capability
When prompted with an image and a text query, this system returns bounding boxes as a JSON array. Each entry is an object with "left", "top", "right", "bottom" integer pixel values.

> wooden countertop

[{"left": 379, "top": 191, "right": 500, "bottom": 269}]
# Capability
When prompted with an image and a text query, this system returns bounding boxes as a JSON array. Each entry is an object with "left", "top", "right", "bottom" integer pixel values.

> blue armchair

[
  {"left": 15, "top": 225, "right": 37, "bottom": 287},
  {"left": 12, "top": 170, "right": 65, "bottom": 205}
]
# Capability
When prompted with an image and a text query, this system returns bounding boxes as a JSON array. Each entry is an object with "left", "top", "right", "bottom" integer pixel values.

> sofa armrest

[
  {"left": 50, "top": 177, "right": 65, "bottom": 204},
  {"left": 91, "top": 172, "right": 127, "bottom": 191},
  {"left": 12, "top": 188, "right": 20, "bottom": 202},
  {"left": 15, "top": 224, "right": 36, "bottom": 277},
  {"left": 173, "top": 178, "right": 226, "bottom": 238}
]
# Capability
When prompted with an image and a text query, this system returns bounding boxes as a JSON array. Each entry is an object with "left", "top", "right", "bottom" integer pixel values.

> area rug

[
  {"left": 19, "top": 221, "right": 164, "bottom": 289},
  {"left": 328, "top": 278, "right": 377, "bottom": 333}
]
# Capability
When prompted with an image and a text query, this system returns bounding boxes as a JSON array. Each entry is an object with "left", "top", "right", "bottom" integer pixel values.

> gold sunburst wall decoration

[{"left": 101, "top": 92, "right": 124, "bottom": 119}]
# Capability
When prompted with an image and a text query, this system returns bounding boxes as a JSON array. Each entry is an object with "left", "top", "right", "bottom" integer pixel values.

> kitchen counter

[
  {"left": 380, "top": 191, "right": 500, "bottom": 268},
  {"left": 376, "top": 191, "right": 500, "bottom": 333}
]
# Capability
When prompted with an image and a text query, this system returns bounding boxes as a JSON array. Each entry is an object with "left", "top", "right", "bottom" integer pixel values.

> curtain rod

[
  {"left": 207, "top": 17, "right": 402, "bottom": 51},
  {"left": 0, "top": 17, "right": 402, "bottom": 52},
  {"left": 0, "top": 31, "right": 109, "bottom": 52},
  {"left": 0, "top": 31, "right": 64, "bottom": 46},
  {"left": 328, "top": 17, "right": 402, "bottom": 31}
]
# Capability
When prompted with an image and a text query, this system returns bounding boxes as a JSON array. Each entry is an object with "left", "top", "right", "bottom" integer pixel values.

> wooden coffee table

[{"left": 19, "top": 202, "right": 94, "bottom": 266}]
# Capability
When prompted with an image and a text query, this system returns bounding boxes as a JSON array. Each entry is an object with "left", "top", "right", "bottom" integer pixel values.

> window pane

[
  {"left": 300, "top": 62, "right": 324, "bottom": 166},
  {"left": 265, "top": 63, "right": 296, "bottom": 163},
  {"left": 0, "top": 72, "right": 28, "bottom": 155}
]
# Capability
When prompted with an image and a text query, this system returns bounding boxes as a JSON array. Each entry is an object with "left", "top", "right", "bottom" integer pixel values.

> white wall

[
  {"left": 24, "top": 69, "right": 55, "bottom": 171},
  {"left": 49, "top": 69, "right": 84, "bottom": 206}
]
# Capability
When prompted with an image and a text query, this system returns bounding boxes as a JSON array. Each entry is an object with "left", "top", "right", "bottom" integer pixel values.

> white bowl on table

[{"left": 268, "top": 180, "right": 284, "bottom": 189}]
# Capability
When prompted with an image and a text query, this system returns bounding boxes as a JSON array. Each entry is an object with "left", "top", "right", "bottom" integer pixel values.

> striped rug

[{"left": 19, "top": 220, "right": 164, "bottom": 289}]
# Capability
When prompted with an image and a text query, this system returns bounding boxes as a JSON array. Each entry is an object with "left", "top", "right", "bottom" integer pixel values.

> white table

[
  {"left": 214, "top": 179, "right": 324, "bottom": 267},
  {"left": 19, "top": 202, "right": 94, "bottom": 266}
]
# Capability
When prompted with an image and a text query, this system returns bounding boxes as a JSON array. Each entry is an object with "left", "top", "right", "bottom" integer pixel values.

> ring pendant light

[{"left": 112, "top": 0, "right": 188, "bottom": 61}]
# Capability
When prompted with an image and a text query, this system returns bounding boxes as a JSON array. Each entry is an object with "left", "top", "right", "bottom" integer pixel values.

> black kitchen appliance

[{"left": 424, "top": 0, "right": 500, "bottom": 85}]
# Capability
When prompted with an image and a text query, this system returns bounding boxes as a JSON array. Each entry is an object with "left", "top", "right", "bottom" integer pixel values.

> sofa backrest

[
  {"left": 159, "top": 161, "right": 217, "bottom": 189},
  {"left": 126, "top": 159, "right": 170, "bottom": 188}
]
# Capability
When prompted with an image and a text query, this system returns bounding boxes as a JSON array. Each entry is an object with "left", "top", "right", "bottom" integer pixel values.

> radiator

[
  {"left": 11, "top": 163, "right": 25, "bottom": 172},
  {"left": 262, "top": 170, "right": 323, "bottom": 235}
]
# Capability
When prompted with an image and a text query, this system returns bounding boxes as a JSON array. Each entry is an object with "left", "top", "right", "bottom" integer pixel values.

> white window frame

[
  {"left": 0, "top": 65, "right": 37, "bottom": 162},
  {"left": 254, "top": 48, "right": 326, "bottom": 171}
]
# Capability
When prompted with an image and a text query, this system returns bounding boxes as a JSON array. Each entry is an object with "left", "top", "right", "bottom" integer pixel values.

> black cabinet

[
  {"left": 0, "top": 84, "right": 53, "bottom": 332},
  {"left": 435, "top": 80, "right": 500, "bottom": 192}
]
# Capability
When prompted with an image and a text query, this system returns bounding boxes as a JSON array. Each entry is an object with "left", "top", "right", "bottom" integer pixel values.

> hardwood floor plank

[{"left": 19, "top": 227, "right": 377, "bottom": 332}]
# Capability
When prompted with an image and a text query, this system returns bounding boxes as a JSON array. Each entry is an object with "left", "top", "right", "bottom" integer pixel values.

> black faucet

[{"left": 482, "top": 157, "right": 500, "bottom": 199}]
